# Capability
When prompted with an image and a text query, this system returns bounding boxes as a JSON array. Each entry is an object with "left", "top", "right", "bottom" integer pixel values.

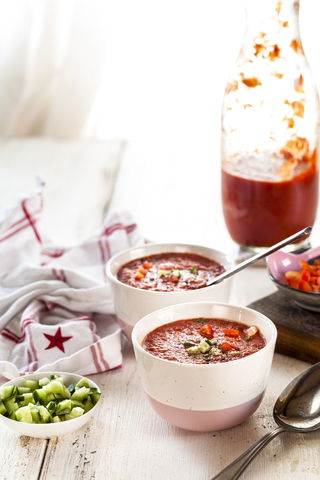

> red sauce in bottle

[{"left": 221, "top": 146, "right": 318, "bottom": 248}]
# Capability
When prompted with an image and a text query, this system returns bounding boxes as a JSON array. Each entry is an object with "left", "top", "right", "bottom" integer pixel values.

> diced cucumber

[
  {"left": 0, "top": 402, "right": 7, "bottom": 416},
  {"left": 52, "top": 415, "right": 61, "bottom": 423},
  {"left": 67, "top": 383, "right": 77, "bottom": 395},
  {"left": 0, "top": 385, "right": 17, "bottom": 401},
  {"left": 56, "top": 399, "right": 72, "bottom": 415},
  {"left": 55, "top": 376, "right": 64, "bottom": 385},
  {"left": 23, "top": 380, "right": 39, "bottom": 391},
  {"left": 71, "top": 399, "right": 86, "bottom": 408},
  {"left": 38, "top": 377, "right": 50, "bottom": 387},
  {"left": 29, "top": 404, "right": 41, "bottom": 423},
  {"left": 38, "top": 405, "right": 51, "bottom": 423},
  {"left": 16, "top": 406, "right": 33, "bottom": 423},
  {"left": 43, "top": 380, "right": 64, "bottom": 395},
  {"left": 33, "top": 389, "right": 47, "bottom": 405},
  {"left": 65, "top": 407, "right": 84, "bottom": 421},
  {"left": 4, "top": 397, "right": 19, "bottom": 412},
  {"left": 83, "top": 399, "right": 94, "bottom": 413},
  {"left": 90, "top": 392, "right": 101, "bottom": 404},
  {"left": 8, "top": 410, "right": 16, "bottom": 421},
  {"left": 71, "top": 387, "right": 90, "bottom": 402},
  {"left": 17, "top": 387, "right": 31, "bottom": 395},
  {"left": 45, "top": 393, "right": 55, "bottom": 403},
  {"left": 75, "top": 378, "right": 89, "bottom": 389},
  {"left": 20, "top": 393, "right": 35, "bottom": 407}
]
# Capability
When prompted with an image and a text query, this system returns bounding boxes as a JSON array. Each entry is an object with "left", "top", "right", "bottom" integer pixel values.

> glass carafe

[{"left": 221, "top": 0, "right": 319, "bottom": 252}]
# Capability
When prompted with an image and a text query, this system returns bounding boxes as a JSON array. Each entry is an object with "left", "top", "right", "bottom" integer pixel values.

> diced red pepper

[
  {"left": 135, "top": 272, "right": 144, "bottom": 279},
  {"left": 301, "top": 269, "right": 310, "bottom": 282},
  {"left": 224, "top": 328, "right": 239, "bottom": 337},
  {"left": 143, "top": 261, "right": 152, "bottom": 269},
  {"left": 299, "top": 260, "right": 312, "bottom": 273},
  {"left": 200, "top": 323, "right": 213, "bottom": 338},
  {"left": 220, "top": 341, "right": 238, "bottom": 352},
  {"left": 299, "top": 280, "right": 313, "bottom": 292}
]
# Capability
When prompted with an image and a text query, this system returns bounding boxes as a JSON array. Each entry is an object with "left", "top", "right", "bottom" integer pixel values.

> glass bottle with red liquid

[{"left": 221, "top": 0, "right": 319, "bottom": 253}]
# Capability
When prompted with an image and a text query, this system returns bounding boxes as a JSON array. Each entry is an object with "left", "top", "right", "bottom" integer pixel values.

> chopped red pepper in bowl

[{"left": 285, "top": 259, "right": 320, "bottom": 293}]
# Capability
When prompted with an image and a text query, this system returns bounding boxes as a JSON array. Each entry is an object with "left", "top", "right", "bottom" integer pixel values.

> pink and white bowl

[
  {"left": 106, "top": 243, "right": 233, "bottom": 341},
  {"left": 132, "top": 301, "right": 277, "bottom": 432}
]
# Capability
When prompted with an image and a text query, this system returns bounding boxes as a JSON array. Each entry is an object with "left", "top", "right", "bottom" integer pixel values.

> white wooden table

[{"left": 0, "top": 138, "right": 319, "bottom": 480}]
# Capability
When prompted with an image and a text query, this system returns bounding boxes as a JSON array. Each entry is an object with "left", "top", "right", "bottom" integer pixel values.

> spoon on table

[
  {"left": 207, "top": 226, "right": 312, "bottom": 286},
  {"left": 210, "top": 361, "right": 320, "bottom": 480}
]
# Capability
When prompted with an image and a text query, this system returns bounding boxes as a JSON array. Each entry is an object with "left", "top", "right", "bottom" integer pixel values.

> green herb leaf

[
  {"left": 190, "top": 267, "right": 198, "bottom": 274},
  {"left": 197, "top": 319, "right": 207, "bottom": 324},
  {"left": 183, "top": 342, "right": 197, "bottom": 347},
  {"left": 245, "top": 336, "right": 252, "bottom": 341}
]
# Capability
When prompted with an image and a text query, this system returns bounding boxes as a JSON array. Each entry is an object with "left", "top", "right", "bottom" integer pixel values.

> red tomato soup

[
  {"left": 142, "top": 318, "right": 266, "bottom": 364},
  {"left": 117, "top": 253, "right": 225, "bottom": 292}
]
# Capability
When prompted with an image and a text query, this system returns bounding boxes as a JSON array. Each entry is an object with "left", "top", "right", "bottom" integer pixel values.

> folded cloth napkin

[{"left": 0, "top": 180, "right": 144, "bottom": 379}]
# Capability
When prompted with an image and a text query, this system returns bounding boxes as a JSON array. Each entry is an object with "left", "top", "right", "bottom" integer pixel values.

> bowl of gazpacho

[
  {"left": 132, "top": 301, "right": 277, "bottom": 432},
  {"left": 106, "top": 243, "right": 233, "bottom": 340}
]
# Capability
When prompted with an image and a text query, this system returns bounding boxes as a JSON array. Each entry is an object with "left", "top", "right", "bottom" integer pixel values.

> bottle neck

[{"left": 244, "top": 0, "right": 300, "bottom": 41}]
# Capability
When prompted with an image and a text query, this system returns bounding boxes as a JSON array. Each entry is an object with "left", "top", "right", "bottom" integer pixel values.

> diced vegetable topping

[
  {"left": 285, "top": 259, "right": 320, "bottom": 293},
  {"left": 200, "top": 323, "right": 213, "bottom": 338},
  {"left": 0, "top": 375, "right": 101, "bottom": 424},
  {"left": 224, "top": 329, "right": 240, "bottom": 337}
]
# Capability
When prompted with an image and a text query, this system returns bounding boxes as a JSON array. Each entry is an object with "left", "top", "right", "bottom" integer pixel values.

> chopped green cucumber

[
  {"left": 38, "top": 377, "right": 50, "bottom": 387},
  {"left": 0, "top": 385, "right": 17, "bottom": 401},
  {"left": 71, "top": 387, "right": 90, "bottom": 402},
  {"left": 75, "top": 378, "right": 89, "bottom": 389},
  {"left": 4, "top": 397, "right": 19, "bottom": 412},
  {"left": 23, "top": 380, "right": 39, "bottom": 391},
  {"left": 16, "top": 406, "right": 33, "bottom": 423},
  {"left": 0, "top": 402, "right": 7, "bottom": 416},
  {"left": 38, "top": 405, "right": 51, "bottom": 423},
  {"left": 0, "top": 374, "right": 100, "bottom": 424}
]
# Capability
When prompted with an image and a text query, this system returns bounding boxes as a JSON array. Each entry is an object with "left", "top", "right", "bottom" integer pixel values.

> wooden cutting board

[{"left": 248, "top": 291, "right": 320, "bottom": 364}]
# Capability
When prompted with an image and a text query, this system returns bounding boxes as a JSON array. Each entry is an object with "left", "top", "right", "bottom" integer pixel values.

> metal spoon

[
  {"left": 207, "top": 226, "right": 312, "bottom": 286},
  {"left": 210, "top": 361, "right": 320, "bottom": 480}
]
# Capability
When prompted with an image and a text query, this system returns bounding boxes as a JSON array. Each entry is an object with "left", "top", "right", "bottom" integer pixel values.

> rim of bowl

[
  {"left": 132, "top": 301, "right": 277, "bottom": 368},
  {"left": 0, "top": 371, "right": 100, "bottom": 428},
  {"left": 106, "top": 242, "right": 234, "bottom": 294}
]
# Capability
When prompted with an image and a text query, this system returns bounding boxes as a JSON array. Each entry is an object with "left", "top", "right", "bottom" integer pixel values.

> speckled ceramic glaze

[
  {"left": 267, "top": 246, "right": 320, "bottom": 312},
  {"left": 106, "top": 243, "right": 233, "bottom": 340},
  {"left": 132, "top": 302, "right": 277, "bottom": 432}
]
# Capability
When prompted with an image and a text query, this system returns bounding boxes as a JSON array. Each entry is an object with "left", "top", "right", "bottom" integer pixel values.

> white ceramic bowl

[
  {"left": 132, "top": 302, "right": 277, "bottom": 432},
  {"left": 0, "top": 372, "right": 100, "bottom": 439},
  {"left": 106, "top": 243, "right": 233, "bottom": 340},
  {"left": 267, "top": 246, "right": 320, "bottom": 312}
]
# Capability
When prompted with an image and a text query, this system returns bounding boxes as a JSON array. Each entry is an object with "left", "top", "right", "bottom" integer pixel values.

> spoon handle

[
  {"left": 209, "top": 226, "right": 312, "bottom": 285},
  {"left": 210, "top": 426, "right": 286, "bottom": 480}
]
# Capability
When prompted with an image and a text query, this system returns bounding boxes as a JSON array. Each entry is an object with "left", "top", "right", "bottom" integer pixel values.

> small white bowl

[
  {"left": 132, "top": 302, "right": 277, "bottom": 432},
  {"left": 106, "top": 243, "right": 234, "bottom": 340},
  {"left": 0, "top": 372, "right": 100, "bottom": 439}
]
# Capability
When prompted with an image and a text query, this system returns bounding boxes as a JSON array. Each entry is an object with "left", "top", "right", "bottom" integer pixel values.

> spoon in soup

[
  {"left": 207, "top": 226, "right": 312, "bottom": 286},
  {"left": 210, "top": 361, "right": 320, "bottom": 480}
]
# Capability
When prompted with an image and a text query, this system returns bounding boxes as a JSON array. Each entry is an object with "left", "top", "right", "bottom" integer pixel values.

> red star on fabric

[{"left": 43, "top": 327, "right": 72, "bottom": 353}]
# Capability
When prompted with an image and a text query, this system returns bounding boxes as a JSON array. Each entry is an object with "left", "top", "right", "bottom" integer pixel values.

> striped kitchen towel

[{"left": 0, "top": 180, "right": 144, "bottom": 380}]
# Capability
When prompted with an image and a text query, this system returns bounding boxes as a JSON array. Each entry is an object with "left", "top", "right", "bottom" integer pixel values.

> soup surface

[
  {"left": 117, "top": 252, "right": 225, "bottom": 292},
  {"left": 142, "top": 318, "right": 266, "bottom": 364}
]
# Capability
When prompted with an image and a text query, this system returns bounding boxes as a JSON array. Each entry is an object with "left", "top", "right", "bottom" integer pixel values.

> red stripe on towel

[
  {"left": 96, "top": 341, "right": 110, "bottom": 371},
  {"left": 90, "top": 344, "right": 102, "bottom": 373},
  {"left": 21, "top": 199, "right": 42, "bottom": 244}
]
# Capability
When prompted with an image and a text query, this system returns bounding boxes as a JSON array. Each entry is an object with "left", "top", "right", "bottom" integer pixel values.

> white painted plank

[{"left": 0, "top": 430, "right": 47, "bottom": 480}]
